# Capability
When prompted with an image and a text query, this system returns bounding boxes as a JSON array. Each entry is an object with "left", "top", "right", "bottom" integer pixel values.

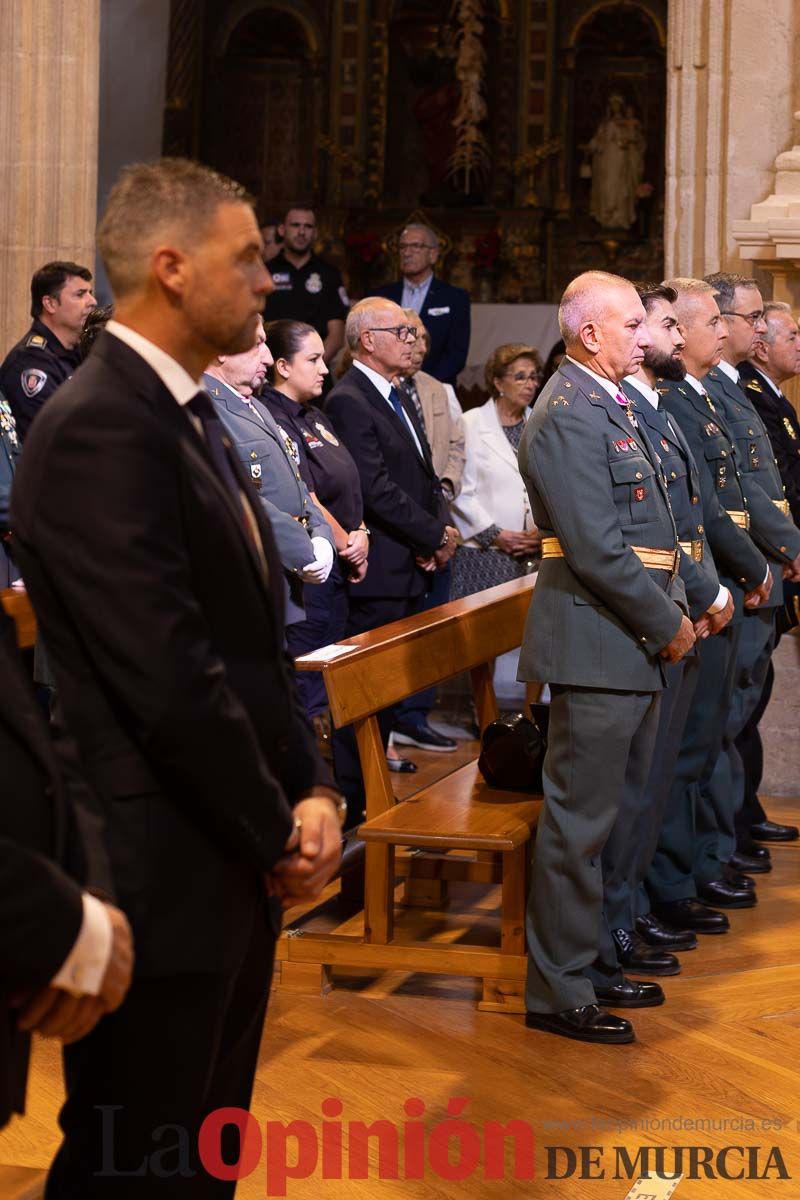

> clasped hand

[
  {"left": 14, "top": 903, "right": 134, "bottom": 1045},
  {"left": 266, "top": 797, "right": 342, "bottom": 909}
]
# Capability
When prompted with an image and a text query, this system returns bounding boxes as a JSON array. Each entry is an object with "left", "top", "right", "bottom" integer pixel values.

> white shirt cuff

[
  {"left": 51, "top": 892, "right": 113, "bottom": 997},
  {"left": 708, "top": 585, "right": 730, "bottom": 614}
]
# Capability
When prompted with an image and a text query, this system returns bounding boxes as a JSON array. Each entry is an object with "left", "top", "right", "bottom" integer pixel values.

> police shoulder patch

[
  {"left": 21, "top": 368, "right": 47, "bottom": 398},
  {"left": 26, "top": 334, "right": 47, "bottom": 349}
]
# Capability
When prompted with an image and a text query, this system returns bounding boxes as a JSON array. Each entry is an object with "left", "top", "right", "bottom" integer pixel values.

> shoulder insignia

[
  {"left": 677, "top": 387, "right": 687, "bottom": 395},
  {"left": 707, "top": 369, "right": 719, "bottom": 378},
  {"left": 783, "top": 417, "right": 796, "bottom": 440},
  {"left": 26, "top": 334, "right": 47, "bottom": 349},
  {"left": 21, "top": 368, "right": 47, "bottom": 398},
  {"left": 656, "top": 386, "right": 669, "bottom": 396},
  {"left": 549, "top": 395, "right": 570, "bottom": 408},
  {"left": 588, "top": 390, "right": 601, "bottom": 399},
  {"left": 745, "top": 378, "right": 762, "bottom": 392}
]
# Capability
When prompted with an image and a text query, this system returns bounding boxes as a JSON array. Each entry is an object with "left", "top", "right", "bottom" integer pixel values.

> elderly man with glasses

[
  {"left": 375, "top": 224, "right": 471, "bottom": 386},
  {"left": 325, "top": 297, "right": 459, "bottom": 810}
]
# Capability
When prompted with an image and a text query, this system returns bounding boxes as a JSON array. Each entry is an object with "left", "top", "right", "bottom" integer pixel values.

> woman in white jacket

[{"left": 450, "top": 342, "right": 542, "bottom": 600}]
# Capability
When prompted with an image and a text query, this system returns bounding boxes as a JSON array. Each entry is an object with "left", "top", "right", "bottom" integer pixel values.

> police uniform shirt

[
  {"left": 0, "top": 318, "right": 80, "bottom": 440},
  {"left": 260, "top": 386, "right": 363, "bottom": 533},
  {"left": 263, "top": 251, "right": 349, "bottom": 340}
]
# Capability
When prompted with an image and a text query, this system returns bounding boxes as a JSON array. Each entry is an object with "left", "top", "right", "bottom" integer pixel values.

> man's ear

[
  {"left": 277, "top": 223, "right": 286, "bottom": 239},
  {"left": 152, "top": 245, "right": 188, "bottom": 298},
  {"left": 429, "top": 246, "right": 439, "bottom": 268},
  {"left": 41, "top": 294, "right": 58, "bottom": 315},
  {"left": 580, "top": 320, "right": 601, "bottom": 355}
]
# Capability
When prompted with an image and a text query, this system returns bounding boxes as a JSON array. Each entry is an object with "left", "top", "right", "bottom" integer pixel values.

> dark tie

[
  {"left": 187, "top": 390, "right": 245, "bottom": 509},
  {"left": 388, "top": 384, "right": 407, "bottom": 425}
]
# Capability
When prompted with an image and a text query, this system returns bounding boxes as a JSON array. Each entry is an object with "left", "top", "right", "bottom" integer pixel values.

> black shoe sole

[
  {"left": 392, "top": 732, "right": 457, "bottom": 752},
  {"left": 750, "top": 832, "right": 799, "bottom": 843},
  {"left": 697, "top": 894, "right": 756, "bottom": 910},
  {"left": 594, "top": 989, "right": 665, "bottom": 1009},
  {"left": 617, "top": 960, "right": 681, "bottom": 977},
  {"left": 524, "top": 1014, "right": 635, "bottom": 1044}
]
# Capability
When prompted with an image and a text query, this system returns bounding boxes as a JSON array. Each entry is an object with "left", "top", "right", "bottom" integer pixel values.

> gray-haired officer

[
  {"left": 518, "top": 271, "right": 695, "bottom": 1045},
  {"left": 701, "top": 272, "right": 800, "bottom": 863},
  {"left": 203, "top": 316, "right": 335, "bottom": 627},
  {"left": 0, "top": 262, "right": 96, "bottom": 439},
  {"left": 653, "top": 278, "right": 772, "bottom": 928}
]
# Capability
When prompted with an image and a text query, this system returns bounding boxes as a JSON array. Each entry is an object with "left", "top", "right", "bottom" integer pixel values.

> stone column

[
  {"left": 0, "top": 1, "right": 100, "bottom": 357},
  {"left": 664, "top": 0, "right": 797, "bottom": 278}
]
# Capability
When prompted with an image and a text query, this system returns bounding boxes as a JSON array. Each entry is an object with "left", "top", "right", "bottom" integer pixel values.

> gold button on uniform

[{"left": 635, "top": 471, "right": 643, "bottom": 480}]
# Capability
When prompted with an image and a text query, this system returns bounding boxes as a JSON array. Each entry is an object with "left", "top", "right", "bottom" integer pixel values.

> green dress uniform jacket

[
  {"left": 703, "top": 366, "right": 800, "bottom": 578},
  {"left": 517, "top": 359, "right": 685, "bottom": 691}
]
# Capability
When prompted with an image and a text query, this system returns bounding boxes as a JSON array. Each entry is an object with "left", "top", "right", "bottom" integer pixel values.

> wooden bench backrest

[
  {"left": 295, "top": 575, "right": 536, "bottom": 729},
  {"left": 1, "top": 589, "right": 36, "bottom": 649}
]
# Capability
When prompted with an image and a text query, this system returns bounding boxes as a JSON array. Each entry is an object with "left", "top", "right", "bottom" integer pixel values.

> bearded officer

[{"left": 518, "top": 271, "right": 695, "bottom": 1045}]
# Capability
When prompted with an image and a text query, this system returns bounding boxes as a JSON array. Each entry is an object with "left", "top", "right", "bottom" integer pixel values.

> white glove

[{"left": 300, "top": 535, "right": 334, "bottom": 584}]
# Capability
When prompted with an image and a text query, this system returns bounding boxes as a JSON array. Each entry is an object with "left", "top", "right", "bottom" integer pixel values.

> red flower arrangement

[
  {"left": 345, "top": 230, "right": 383, "bottom": 264},
  {"left": 471, "top": 230, "right": 500, "bottom": 271}
]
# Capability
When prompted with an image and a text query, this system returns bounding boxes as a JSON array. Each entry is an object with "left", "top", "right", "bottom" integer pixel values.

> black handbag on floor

[{"left": 477, "top": 705, "right": 549, "bottom": 793}]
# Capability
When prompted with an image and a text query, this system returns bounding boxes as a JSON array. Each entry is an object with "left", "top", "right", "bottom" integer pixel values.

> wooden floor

[{"left": 1, "top": 732, "right": 798, "bottom": 1199}]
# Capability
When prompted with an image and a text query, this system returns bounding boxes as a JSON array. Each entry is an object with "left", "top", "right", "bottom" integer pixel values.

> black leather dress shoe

[
  {"left": 723, "top": 865, "right": 755, "bottom": 891},
  {"left": 728, "top": 850, "right": 771, "bottom": 874},
  {"left": 737, "top": 837, "right": 771, "bottom": 861},
  {"left": 387, "top": 756, "right": 418, "bottom": 774},
  {"left": 525, "top": 1005, "right": 634, "bottom": 1044},
  {"left": 750, "top": 820, "right": 799, "bottom": 843},
  {"left": 392, "top": 721, "right": 457, "bottom": 752},
  {"left": 697, "top": 879, "right": 756, "bottom": 909},
  {"left": 613, "top": 929, "right": 680, "bottom": 976},
  {"left": 635, "top": 913, "right": 697, "bottom": 951},
  {"left": 651, "top": 898, "right": 730, "bottom": 934},
  {"left": 593, "top": 979, "right": 665, "bottom": 1008}
]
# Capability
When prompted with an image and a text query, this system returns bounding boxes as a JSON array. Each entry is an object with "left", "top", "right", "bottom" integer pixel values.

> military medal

[{"left": 315, "top": 421, "right": 339, "bottom": 446}]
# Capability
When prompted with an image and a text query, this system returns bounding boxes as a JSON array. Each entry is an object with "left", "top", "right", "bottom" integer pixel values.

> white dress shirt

[
  {"left": 716, "top": 359, "right": 740, "bottom": 386},
  {"left": 401, "top": 273, "right": 433, "bottom": 314},
  {"left": 51, "top": 892, "right": 113, "bottom": 997}
]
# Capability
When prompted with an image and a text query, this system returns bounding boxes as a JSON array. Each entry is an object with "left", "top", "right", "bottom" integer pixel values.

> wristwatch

[{"left": 439, "top": 527, "right": 452, "bottom": 548}]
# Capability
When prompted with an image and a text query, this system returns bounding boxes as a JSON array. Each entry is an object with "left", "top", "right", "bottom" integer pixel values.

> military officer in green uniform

[
  {"left": 701, "top": 273, "right": 800, "bottom": 867},
  {"left": 653, "top": 279, "right": 773, "bottom": 928},
  {"left": 518, "top": 271, "right": 695, "bottom": 1045}
]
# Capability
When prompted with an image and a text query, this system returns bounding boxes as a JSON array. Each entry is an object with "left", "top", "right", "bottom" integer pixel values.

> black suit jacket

[
  {"left": 374, "top": 278, "right": 471, "bottom": 385},
  {"left": 10, "top": 331, "right": 332, "bottom": 977},
  {"left": 0, "top": 611, "right": 91, "bottom": 1126},
  {"left": 325, "top": 365, "right": 447, "bottom": 600}
]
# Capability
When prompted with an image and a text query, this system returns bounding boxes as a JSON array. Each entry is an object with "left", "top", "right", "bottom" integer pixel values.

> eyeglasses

[
  {"left": 398, "top": 242, "right": 435, "bottom": 253},
  {"left": 720, "top": 310, "right": 765, "bottom": 327},
  {"left": 503, "top": 371, "right": 541, "bottom": 384},
  {"left": 367, "top": 325, "right": 418, "bottom": 342}
]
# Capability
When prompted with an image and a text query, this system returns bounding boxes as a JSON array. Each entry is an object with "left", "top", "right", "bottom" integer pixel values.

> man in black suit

[
  {"left": 325, "top": 297, "right": 458, "bottom": 809},
  {"left": 11, "top": 158, "right": 343, "bottom": 1195},
  {"left": 0, "top": 607, "right": 132, "bottom": 1128},
  {"left": 375, "top": 224, "right": 471, "bottom": 385}
]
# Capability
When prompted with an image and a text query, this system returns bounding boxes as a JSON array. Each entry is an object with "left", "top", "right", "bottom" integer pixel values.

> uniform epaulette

[
  {"left": 745, "top": 378, "right": 763, "bottom": 393},
  {"left": 25, "top": 334, "right": 47, "bottom": 349},
  {"left": 549, "top": 394, "right": 570, "bottom": 409}
]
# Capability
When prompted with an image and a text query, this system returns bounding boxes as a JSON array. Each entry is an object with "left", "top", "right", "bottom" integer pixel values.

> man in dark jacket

[
  {"left": 0, "top": 606, "right": 132, "bottom": 1128},
  {"left": 11, "top": 158, "right": 343, "bottom": 1196}
]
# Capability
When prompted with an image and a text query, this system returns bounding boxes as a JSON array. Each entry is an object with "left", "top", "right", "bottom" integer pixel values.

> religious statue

[{"left": 584, "top": 94, "right": 647, "bottom": 230}]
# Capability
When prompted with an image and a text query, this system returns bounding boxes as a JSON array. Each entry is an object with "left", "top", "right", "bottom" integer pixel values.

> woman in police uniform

[{"left": 262, "top": 320, "right": 368, "bottom": 736}]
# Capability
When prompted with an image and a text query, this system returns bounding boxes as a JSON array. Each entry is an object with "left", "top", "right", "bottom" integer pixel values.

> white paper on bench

[{"left": 296, "top": 643, "right": 358, "bottom": 663}]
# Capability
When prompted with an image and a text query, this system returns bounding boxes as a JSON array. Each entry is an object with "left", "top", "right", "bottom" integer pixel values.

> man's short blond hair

[{"left": 97, "top": 157, "right": 250, "bottom": 299}]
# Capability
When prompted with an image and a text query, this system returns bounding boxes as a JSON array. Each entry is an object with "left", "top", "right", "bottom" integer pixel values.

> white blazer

[{"left": 450, "top": 398, "right": 533, "bottom": 547}]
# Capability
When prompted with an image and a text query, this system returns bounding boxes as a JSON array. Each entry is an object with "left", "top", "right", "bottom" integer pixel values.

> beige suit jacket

[{"left": 414, "top": 369, "right": 465, "bottom": 497}]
